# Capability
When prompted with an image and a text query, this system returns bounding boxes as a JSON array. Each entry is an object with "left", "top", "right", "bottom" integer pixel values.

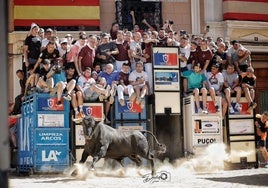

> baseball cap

[
  {"left": 65, "top": 34, "right": 73, "bottom": 38},
  {"left": 30, "top": 23, "right": 39, "bottom": 30},
  {"left": 60, "top": 38, "right": 68, "bottom": 44},
  {"left": 79, "top": 34, "right": 87, "bottom": 40},
  {"left": 46, "top": 28, "right": 53, "bottom": 33},
  {"left": 212, "top": 63, "right": 220, "bottom": 69},
  {"left": 180, "top": 30, "right": 187, "bottom": 35},
  {"left": 101, "top": 33, "right": 110, "bottom": 38}
]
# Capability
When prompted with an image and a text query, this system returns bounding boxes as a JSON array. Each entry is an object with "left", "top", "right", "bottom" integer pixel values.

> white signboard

[
  {"left": 193, "top": 135, "right": 223, "bottom": 146},
  {"left": 75, "top": 125, "right": 85, "bottom": 146},
  {"left": 229, "top": 119, "right": 254, "bottom": 134},
  {"left": 38, "top": 114, "right": 64, "bottom": 127}
]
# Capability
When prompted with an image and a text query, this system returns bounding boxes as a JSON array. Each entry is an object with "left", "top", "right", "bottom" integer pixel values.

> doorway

[{"left": 115, "top": 0, "right": 162, "bottom": 31}]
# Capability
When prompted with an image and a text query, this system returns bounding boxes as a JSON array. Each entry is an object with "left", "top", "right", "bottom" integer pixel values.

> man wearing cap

[
  {"left": 65, "top": 34, "right": 73, "bottom": 46},
  {"left": 58, "top": 38, "right": 70, "bottom": 67},
  {"left": 41, "top": 28, "right": 54, "bottom": 51},
  {"left": 66, "top": 33, "right": 87, "bottom": 75},
  {"left": 95, "top": 33, "right": 119, "bottom": 71},
  {"left": 23, "top": 23, "right": 41, "bottom": 76}
]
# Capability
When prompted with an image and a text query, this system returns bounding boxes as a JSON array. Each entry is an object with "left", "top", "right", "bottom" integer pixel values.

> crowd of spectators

[{"left": 11, "top": 20, "right": 257, "bottom": 124}]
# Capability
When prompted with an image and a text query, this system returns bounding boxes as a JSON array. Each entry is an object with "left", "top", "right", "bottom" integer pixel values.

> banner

[
  {"left": 223, "top": 0, "right": 268, "bottom": 22},
  {"left": 14, "top": 0, "right": 100, "bottom": 27}
]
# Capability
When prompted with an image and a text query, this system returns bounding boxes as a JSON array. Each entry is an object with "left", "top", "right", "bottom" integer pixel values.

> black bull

[{"left": 79, "top": 116, "right": 166, "bottom": 175}]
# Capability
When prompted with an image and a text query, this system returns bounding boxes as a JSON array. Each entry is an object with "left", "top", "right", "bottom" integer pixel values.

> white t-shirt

[
  {"left": 77, "top": 75, "right": 96, "bottom": 91},
  {"left": 179, "top": 45, "right": 190, "bottom": 68},
  {"left": 205, "top": 72, "right": 224, "bottom": 91},
  {"left": 129, "top": 70, "right": 148, "bottom": 87}
]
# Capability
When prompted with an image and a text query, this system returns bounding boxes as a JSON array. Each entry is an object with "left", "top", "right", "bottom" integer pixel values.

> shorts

[{"left": 84, "top": 88, "right": 99, "bottom": 102}]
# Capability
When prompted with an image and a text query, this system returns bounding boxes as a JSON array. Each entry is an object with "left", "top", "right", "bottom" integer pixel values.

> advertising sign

[
  {"left": 83, "top": 103, "right": 104, "bottom": 121},
  {"left": 37, "top": 97, "right": 64, "bottom": 111},
  {"left": 117, "top": 100, "right": 143, "bottom": 113},
  {"left": 229, "top": 119, "right": 254, "bottom": 134},
  {"left": 153, "top": 47, "right": 179, "bottom": 68},
  {"left": 194, "top": 119, "right": 220, "bottom": 134},
  {"left": 154, "top": 70, "right": 180, "bottom": 91},
  {"left": 37, "top": 114, "right": 64, "bottom": 127}
]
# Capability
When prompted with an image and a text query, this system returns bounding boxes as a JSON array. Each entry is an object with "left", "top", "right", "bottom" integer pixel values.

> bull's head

[{"left": 82, "top": 115, "right": 96, "bottom": 138}]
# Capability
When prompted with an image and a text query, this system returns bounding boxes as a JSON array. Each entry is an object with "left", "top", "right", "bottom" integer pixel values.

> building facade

[{"left": 8, "top": 0, "right": 268, "bottom": 113}]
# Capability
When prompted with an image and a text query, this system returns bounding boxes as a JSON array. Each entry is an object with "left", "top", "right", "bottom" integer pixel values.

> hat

[
  {"left": 79, "top": 34, "right": 87, "bottom": 40},
  {"left": 38, "top": 28, "right": 44, "bottom": 33},
  {"left": 91, "top": 71, "right": 98, "bottom": 75},
  {"left": 180, "top": 30, "right": 187, "bottom": 35},
  {"left": 65, "top": 34, "right": 73, "bottom": 38},
  {"left": 212, "top": 63, "right": 220, "bottom": 68},
  {"left": 101, "top": 33, "right": 110, "bottom": 38},
  {"left": 46, "top": 28, "right": 53, "bottom": 33},
  {"left": 60, "top": 38, "right": 68, "bottom": 44},
  {"left": 30, "top": 23, "right": 39, "bottom": 30}
]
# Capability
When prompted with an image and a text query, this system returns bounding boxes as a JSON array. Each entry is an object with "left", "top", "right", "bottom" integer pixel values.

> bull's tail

[{"left": 140, "top": 130, "right": 166, "bottom": 155}]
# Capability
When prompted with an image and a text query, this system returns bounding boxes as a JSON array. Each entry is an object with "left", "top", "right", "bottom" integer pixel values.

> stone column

[
  {"left": 204, "top": 0, "right": 223, "bottom": 22},
  {"left": 8, "top": 0, "right": 14, "bottom": 32},
  {"left": 191, "top": 0, "right": 201, "bottom": 34}
]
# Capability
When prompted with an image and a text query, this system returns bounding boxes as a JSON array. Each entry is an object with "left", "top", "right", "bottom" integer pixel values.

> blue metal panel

[
  {"left": 34, "top": 145, "right": 70, "bottom": 172},
  {"left": 18, "top": 104, "right": 35, "bottom": 172},
  {"left": 114, "top": 96, "right": 147, "bottom": 120},
  {"left": 18, "top": 93, "right": 71, "bottom": 173},
  {"left": 34, "top": 128, "right": 69, "bottom": 145}
]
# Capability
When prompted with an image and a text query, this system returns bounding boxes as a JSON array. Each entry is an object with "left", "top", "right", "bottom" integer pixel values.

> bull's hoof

[{"left": 71, "top": 169, "right": 78, "bottom": 177}]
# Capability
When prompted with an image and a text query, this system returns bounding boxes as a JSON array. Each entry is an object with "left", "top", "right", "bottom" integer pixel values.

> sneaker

[
  {"left": 247, "top": 102, "right": 257, "bottom": 111},
  {"left": 109, "top": 95, "right": 114, "bottom": 104},
  {"left": 264, "top": 162, "right": 268, "bottom": 168},
  {"left": 197, "top": 108, "right": 203, "bottom": 114},
  {"left": 56, "top": 100, "right": 62, "bottom": 106},
  {"left": 234, "top": 103, "right": 242, "bottom": 112},
  {"left": 119, "top": 99, "right": 125, "bottom": 106},
  {"left": 79, "top": 111, "right": 85, "bottom": 118},
  {"left": 129, "top": 93, "right": 136, "bottom": 102},
  {"left": 63, "top": 94, "right": 72, "bottom": 101},
  {"left": 229, "top": 106, "right": 235, "bottom": 114},
  {"left": 50, "top": 87, "right": 57, "bottom": 96},
  {"left": 202, "top": 108, "right": 208, "bottom": 114},
  {"left": 140, "top": 99, "right": 145, "bottom": 109},
  {"left": 215, "top": 103, "right": 220, "bottom": 112}
]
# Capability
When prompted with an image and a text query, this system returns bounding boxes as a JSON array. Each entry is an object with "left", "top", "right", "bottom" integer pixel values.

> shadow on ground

[{"left": 203, "top": 174, "right": 268, "bottom": 187}]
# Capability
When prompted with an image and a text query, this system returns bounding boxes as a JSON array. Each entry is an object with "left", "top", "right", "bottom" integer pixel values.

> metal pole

[{"left": 0, "top": 0, "right": 9, "bottom": 187}]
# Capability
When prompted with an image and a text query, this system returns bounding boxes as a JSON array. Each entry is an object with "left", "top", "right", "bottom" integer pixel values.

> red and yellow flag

[
  {"left": 223, "top": 0, "right": 268, "bottom": 22},
  {"left": 14, "top": 0, "right": 100, "bottom": 27}
]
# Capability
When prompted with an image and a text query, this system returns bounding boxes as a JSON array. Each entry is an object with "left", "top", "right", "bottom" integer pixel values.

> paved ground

[
  {"left": 8, "top": 150, "right": 268, "bottom": 188},
  {"left": 7, "top": 144, "right": 268, "bottom": 188}
]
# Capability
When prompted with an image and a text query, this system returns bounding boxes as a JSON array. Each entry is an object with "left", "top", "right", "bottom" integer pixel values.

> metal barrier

[{"left": 18, "top": 93, "right": 70, "bottom": 174}]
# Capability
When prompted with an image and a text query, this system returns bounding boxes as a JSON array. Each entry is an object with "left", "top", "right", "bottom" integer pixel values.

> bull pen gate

[{"left": 18, "top": 93, "right": 71, "bottom": 174}]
